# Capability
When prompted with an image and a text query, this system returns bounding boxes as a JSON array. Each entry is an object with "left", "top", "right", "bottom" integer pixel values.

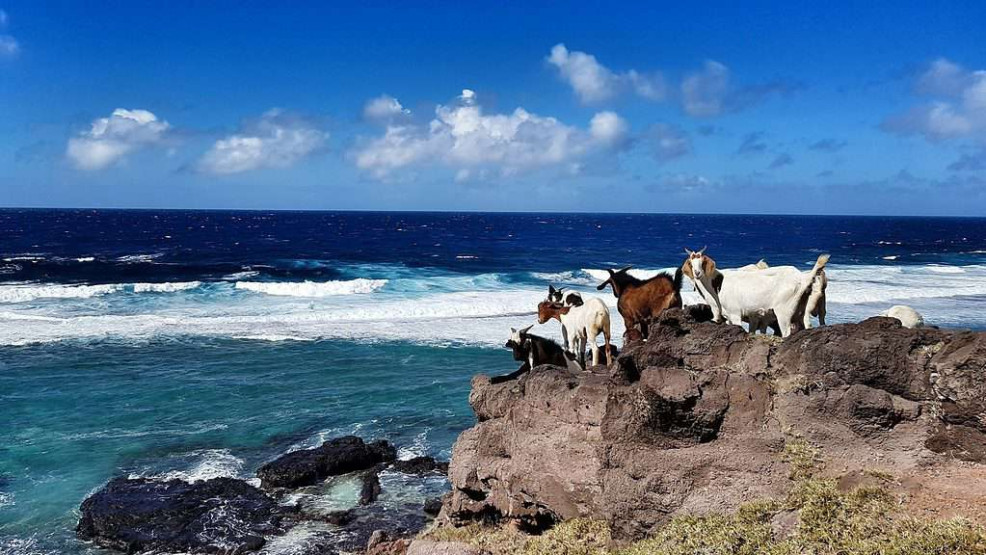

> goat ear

[
  {"left": 596, "top": 280, "right": 609, "bottom": 291},
  {"left": 510, "top": 327, "right": 516, "bottom": 334},
  {"left": 548, "top": 285, "right": 556, "bottom": 295}
]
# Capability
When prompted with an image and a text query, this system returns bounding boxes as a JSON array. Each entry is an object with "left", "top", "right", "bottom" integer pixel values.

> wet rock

[
  {"left": 392, "top": 457, "right": 450, "bottom": 476},
  {"left": 76, "top": 476, "right": 287, "bottom": 554},
  {"left": 257, "top": 436, "right": 397, "bottom": 490},
  {"left": 423, "top": 497, "right": 444, "bottom": 516},
  {"left": 360, "top": 471, "right": 382, "bottom": 505}
]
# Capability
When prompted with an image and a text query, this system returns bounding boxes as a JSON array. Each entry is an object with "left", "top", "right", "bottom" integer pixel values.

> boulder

[
  {"left": 76, "top": 477, "right": 287, "bottom": 554},
  {"left": 257, "top": 436, "right": 397, "bottom": 490}
]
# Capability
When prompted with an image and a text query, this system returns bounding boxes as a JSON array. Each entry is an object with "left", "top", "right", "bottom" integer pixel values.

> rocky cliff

[{"left": 441, "top": 309, "right": 986, "bottom": 540}]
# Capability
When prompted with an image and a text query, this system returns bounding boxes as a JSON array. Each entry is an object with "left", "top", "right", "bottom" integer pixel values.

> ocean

[{"left": 2, "top": 209, "right": 986, "bottom": 554}]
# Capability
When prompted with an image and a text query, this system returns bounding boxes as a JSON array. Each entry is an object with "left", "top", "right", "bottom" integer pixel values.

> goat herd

[{"left": 502, "top": 247, "right": 924, "bottom": 382}]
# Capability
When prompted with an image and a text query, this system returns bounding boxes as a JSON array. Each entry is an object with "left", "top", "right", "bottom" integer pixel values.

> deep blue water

[{"left": 2, "top": 209, "right": 986, "bottom": 554}]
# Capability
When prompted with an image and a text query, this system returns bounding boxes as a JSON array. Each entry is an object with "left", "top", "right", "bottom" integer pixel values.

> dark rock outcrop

[
  {"left": 442, "top": 310, "right": 986, "bottom": 540},
  {"left": 392, "top": 456, "right": 450, "bottom": 475},
  {"left": 76, "top": 477, "right": 288, "bottom": 554},
  {"left": 257, "top": 436, "right": 397, "bottom": 490}
]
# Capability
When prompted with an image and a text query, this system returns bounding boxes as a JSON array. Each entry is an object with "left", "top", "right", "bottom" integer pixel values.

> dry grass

[{"left": 424, "top": 439, "right": 986, "bottom": 554}]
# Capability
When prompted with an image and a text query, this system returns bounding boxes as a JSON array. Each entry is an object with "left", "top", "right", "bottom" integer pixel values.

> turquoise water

[{"left": 0, "top": 339, "right": 506, "bottom": 554}]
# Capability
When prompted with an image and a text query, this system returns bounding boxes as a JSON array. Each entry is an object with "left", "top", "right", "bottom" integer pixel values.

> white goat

[
  {"left": 736, "top": 260, "right": 828, "bottom": 333},
  {"left": 880, "top": 305, "right": 924, "bottom": 329},
  {"left": 682, "top": 249, "right": 830, "bottom": 338},
  {"left": 538, "top": 296, "right": 613, "bottom": 366}
]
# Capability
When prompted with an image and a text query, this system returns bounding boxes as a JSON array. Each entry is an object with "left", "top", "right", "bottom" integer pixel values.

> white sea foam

[
  {"left": 132, "top": 281, "right": 202, "bottom": 293},
  {"left": 135, "top": 449, "right": 245, "bottom": 483},
  {"left": 1, "top": 263, "right": 984, "bottom": 346},
  {"left": 234, "top": 278, "right": 387, "bottom": 297},
  {"left": 116, "top": 253, "right": 164, "bottom": 263},
  {"left": 0, "top": 283, "right": 124, "bottom": 303}
]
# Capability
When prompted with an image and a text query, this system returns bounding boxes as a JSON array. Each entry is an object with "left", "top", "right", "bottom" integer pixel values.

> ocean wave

[
  {"left": 132, "top": 449, "right": 245, "bottom": 483},
  {"left": 116, "top": 253, "right": 164, "bottom": 263},
  {"left": 235, "top": 278, "right": 388, "bottom": 297},
  {"left": 1, "top": 263, "right": 984, "bottom": 346},
  {"left": 132, "top": 281, "right": 202, "bottom": 293},
  {"left": 0, "top": 283, "right": 125, "bottom": 303}
]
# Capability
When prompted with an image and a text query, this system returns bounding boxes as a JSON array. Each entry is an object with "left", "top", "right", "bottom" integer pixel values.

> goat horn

[
  {"left": 619, "top": 265, "right": 633, "bottom": 273},
  {"left": 520, "top": 325, "right": 534, "bottom": 335},
  {"left": 684, "top": 248, "right": 693, "bottom": 255},
  {"left": 699, "top": 246, "right": 707, "bottom": 254}
]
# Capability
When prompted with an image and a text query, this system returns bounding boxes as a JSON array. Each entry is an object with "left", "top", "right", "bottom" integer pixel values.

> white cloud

[
  {"left": 198, "top": 110, "right": 327, "bottom": 175},
  {"left": 649, "top": 123, "right": 691, "bottom": 161},
  {"left": 0, "top": 35, "right": 19, "bottom": 57},
  {"left": 883, "top": 58, "right": 986, "bottom": 142},
  {"left": 546, "top": 44, "right": 666, "bottom": 104},
  {"left": 66, "top": 109, "right": 170, "bottom": 170},
  {"left": 363, "top": 94, "right": 410, "bottom": 122},
  {"left": 589, "top": 111, "right": 629, "bottom": 146},
  {"left": 352, "top": 90, "right": 627, "bottom": 179},
  {"left": 681, "top": 61, "right": 731, "bottom": 117}
]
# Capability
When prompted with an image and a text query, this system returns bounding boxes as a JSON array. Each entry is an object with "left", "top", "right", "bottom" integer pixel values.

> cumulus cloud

[
  {"left": 351, "top": 89, "right": 628, "bottom": 179},
  {"left": 882, "top": 58, "right": 986, "bottom": 142},
  {"left": 768, "top": 153, "right": 794, "bottom": 169},
  {"left": 649, "top": 124, "right": 691, "bottom": 161},
  {"left": 363, "top": 94, "right": 410, "bottom": 122},
  {"left": 736, "top": 132, "right": 767, "bottom": 156},
  {"left": 198, "top": 110, "right": 327, "bottom": 175},
  {"left": 546, "top": 44, "right": 666, "bottom": 104},
  {"left": 66, "top": 109, "right": 170, "bottom": 170}
]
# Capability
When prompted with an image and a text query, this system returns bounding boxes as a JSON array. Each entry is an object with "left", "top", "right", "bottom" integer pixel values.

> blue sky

[{"left": 1, "top": 1, "right": 985, "bottom": 215}]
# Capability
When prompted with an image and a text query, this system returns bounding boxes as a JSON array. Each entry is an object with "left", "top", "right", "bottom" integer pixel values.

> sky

[{"left": 0, "top": 1, "right": 985, "bottom": 215}]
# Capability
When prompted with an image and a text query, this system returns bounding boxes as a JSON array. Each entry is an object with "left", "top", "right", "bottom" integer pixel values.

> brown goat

[{"left": 596, "top": 265, "right": 683, "bottom": 339}]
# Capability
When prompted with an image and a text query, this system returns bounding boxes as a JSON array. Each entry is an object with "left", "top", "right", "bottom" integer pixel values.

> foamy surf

[{"left": 234, "top": 278, "right": 388, "bottom": 297}]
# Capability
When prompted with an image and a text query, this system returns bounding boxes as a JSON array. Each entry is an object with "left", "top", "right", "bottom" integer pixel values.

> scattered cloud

[
  {"left": 66, "top": 109, "right": 171, "bottom": 170},
  {"left": 351, "top": 89, "right": 628, "bottom": 179},
  {"left": 546, "top": 44, "right": 666, "bottom": 104},
  {"left": 768, "top": 152, "right": 794, "bottom": 169},
  {"left": 649, "top": 123, "right": 691, "bottom": 161},
  {"left": 198, "top": 109, "right": 327, "bottom": 175},
  {"left": 881, "top": 58, "right": 986, "bottom": 142},
  {"left": 736, "top": 132, "right": 768, "bottom": 156},
  {"left": 363, "top": 94, "right": 410, "bottom": 123},
  {"left": 681, "top": 61, "right": 799, "bottom": 117},
  {"left": 817, "top": 170, "right": 834, "bottom": 178},
  {"left": 0, "top": 9, "right": 19, "bottom": 58},
  {"left": 696, "top": 125, "right": 721, "bottom": 137},
  {"left": 948, "top": 149, "right": 986, "bottom": 172},
  {"left": 808, "top": 138, "right": 848, "bottom": 152}
]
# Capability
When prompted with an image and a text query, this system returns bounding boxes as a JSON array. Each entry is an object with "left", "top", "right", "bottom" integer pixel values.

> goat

[
  {"left": 545, "top": 285, "right": 584, "bottom": 350},
  {"left": 726, "top": 260, "right": 827, "bottom": 334},
  {"left": 497, "top": 325, "right": 582, "bottom": 383},
  {"left": 880, "top": 305, "right": 924, "bottom": 329},
  {"left": 682, "top": 249, "right": 830, "bottom": 337},
  {"left": 538, "top": 297, "right": 613, "bottom": 366},
  {"left": 596, "top": 266, "right": 683, "bottom": 340},
  {"left": 546, "top": 285, "right": 584, "bottom": 307}
]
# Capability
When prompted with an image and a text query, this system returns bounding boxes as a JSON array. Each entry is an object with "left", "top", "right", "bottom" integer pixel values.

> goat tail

[
  {"left": 672, "top": 266, "right": 684, "bottom": 293},
  {"left": 796, "top": 254, "right": 831, "bottom": 307}
]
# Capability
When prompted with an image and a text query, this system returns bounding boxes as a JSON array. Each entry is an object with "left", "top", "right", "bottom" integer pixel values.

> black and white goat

[{"left": 496, "top": 325, "right": 582, "bottom": 383}]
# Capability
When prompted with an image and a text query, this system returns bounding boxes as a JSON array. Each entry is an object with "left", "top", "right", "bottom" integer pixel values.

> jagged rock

[
  {"left": 443, "top": 309, "right": 986, "bottom": 540},
  {"left": 366, "top": 530, "right": 413, "bottom": 555},
  {"left": 360, "top": 470, "right": 382, "bottom": 505},
  {"left": 314, "top": 504, "right": 429, "bottom": 554},
  {"left": 392, "top": 456, "right": 450, "bottom": 475},
  {"left": 257, "top": 436, "right": 397, "bottom": 490},
  {"left": 423, "top": 497, "right": 444, "bottom": 516},
  {"left": 76, "top": 477, "right": 288, "bottom": 554}
]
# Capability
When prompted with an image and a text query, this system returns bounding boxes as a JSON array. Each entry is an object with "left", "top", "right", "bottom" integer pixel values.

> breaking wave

[{"left": 234, "top": 278, "right": 388, "bottom": 297}]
